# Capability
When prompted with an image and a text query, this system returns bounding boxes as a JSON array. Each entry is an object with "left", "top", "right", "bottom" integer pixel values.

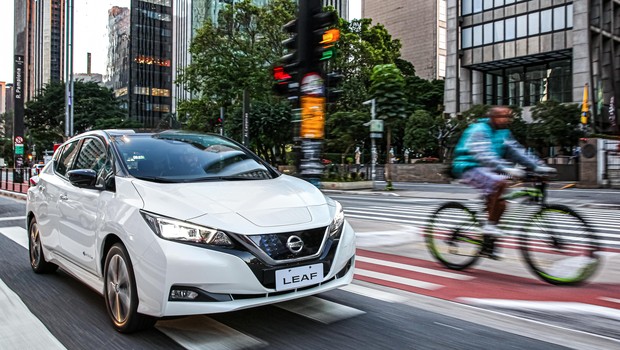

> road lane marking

[
  {"left": 156, "top": 315, "right": 266, "bottom": 350},
  {"left": 276, "top": 296, "right": 366, "bottom": 324},
  {"left": 354, "top": 268, "right": 443, "bottom": 290},
  {"left": 0, "top": 279, "right": 66, "bottom": 349},
  {"left": 457, "top": 299, "right": 620, "bottom": 320},
  {"left": 340, "top": 283, "right": 409, "bottom": 303},
  {"left": 599, "top": 297, "right": 620, "bottom": 305},
  {"left": 0, "top": 216, "right": 26, "bottom": 222},
  {"left": 355, "top": 255, "right": 473, "bottom": 280},
  {"left": 0, "top": 226, "right": 28, "bottom": 249}
]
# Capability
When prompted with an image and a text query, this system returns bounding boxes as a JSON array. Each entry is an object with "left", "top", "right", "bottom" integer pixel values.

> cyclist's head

[{"left": 487, "top": 106, "right": 513, "bottom": 129}]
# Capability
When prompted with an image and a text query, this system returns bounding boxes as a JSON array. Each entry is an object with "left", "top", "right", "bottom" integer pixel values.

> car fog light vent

[{"left": 170, "top": 289, "right": 199, "bottom": 300}]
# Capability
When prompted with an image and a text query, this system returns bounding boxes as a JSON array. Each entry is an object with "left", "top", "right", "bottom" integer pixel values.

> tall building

[
  {"left": 5, "top": 84, "right": 14, "bottom": 114},
  {"left": 106, "top": 6, "right": 131, "bottom": 109},
  {"left": 444, "top": 0, "right": 620, "bottom": 126},
  {"left": 0, "top": 82, "right": 6, "bottom": 115},
  {"left": 107, "top": 1, "right": 174, "bottom": 129},
  {"left": 324, "top": 0, "right": 349, "bottom": 21},
  {"left": 362, "top": 0, "right": 447, "bottom": 80},
  {"left": 29, "top": 0, "right": 65, "bottom": 97}
]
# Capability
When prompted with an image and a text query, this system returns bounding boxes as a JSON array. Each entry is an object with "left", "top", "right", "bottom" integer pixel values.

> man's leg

[{"left": 462, "top": 168, "right": 506, "bottom": 235}]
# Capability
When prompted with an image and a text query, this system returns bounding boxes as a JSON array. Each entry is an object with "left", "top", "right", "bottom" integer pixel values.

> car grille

[{"left": 248, "top": 227, "right": 328, "bottom": 262}]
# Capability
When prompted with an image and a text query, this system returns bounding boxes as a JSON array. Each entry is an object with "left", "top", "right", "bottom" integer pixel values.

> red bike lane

[{"left": 354, "top": 248, "right": 620, "bottom": 310}]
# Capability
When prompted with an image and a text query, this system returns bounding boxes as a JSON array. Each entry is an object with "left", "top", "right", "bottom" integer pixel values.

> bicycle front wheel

[
  {"left": 520, "top": 204, "right": 600, "bottom": 285},
  {"left": 426, "top": 202, "right": 484, "bottom": 270}
]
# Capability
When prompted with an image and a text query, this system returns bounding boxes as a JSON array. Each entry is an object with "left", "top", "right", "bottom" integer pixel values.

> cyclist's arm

[{"left": 503, "top": 135, "right": 542, "bottom": 170}]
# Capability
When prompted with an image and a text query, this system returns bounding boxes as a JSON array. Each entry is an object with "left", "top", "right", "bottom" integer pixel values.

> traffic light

[
  {"left": 325, "top": 71, "right": 343, "bottom": 103},
  {"left": 310, "top": 10, "right": 339, "bottom": 64},
  {"left": 281, "top": 19, "right": 299, "bottom": 72},
  {"left": 273, "top": 19, "right": 300, "bottom": 100}
]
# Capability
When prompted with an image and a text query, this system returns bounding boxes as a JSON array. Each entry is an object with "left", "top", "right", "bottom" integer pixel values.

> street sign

[
  {"left": 15, "top": 136, "right": 24, "bottom": 144},
  {"left": 15, "top": 144, "right": 24, "bottom": 155},
  {"left": 300, "top": 96, "right": 325, "bottom": 139},
  {"left": 370, "top": 119, "right": 384, "bottom": 132}
]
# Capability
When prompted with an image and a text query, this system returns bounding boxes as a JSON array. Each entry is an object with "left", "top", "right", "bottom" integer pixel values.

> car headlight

[
  {"left": 141, "top": 212, "right": 233, "bottom": 247},
  {"left": 328, "top": 201, "right": 345, "bottom": 238}
]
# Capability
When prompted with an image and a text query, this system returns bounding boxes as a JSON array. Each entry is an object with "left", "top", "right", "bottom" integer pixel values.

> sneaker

[
  {"left": 482, "top": 224, "right": 504, "bottom": 237},
  {"left": 479, "top": 236, "right": 505, "bottom": 260}
]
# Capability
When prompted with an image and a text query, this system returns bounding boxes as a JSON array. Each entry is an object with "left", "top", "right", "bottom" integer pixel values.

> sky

[{"left": 0, "top": 0, "right": 361, "bottom": 85}]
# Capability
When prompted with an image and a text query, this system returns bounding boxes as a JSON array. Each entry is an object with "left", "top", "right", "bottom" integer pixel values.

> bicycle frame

[{"left": 502, "top": 174, "right": 548, "bottom": 205}]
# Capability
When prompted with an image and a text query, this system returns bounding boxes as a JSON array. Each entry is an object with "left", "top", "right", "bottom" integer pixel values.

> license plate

[{"left": 275, "top": 263, "right": 323, "bottom": 291}]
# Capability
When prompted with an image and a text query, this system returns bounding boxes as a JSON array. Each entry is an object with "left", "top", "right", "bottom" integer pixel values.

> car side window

[
  {"left": 75, "top": 138, "right": 107, "bottom": 173},
  {"left": 55, "top": 141, "right": 80, "bottom": 177}
]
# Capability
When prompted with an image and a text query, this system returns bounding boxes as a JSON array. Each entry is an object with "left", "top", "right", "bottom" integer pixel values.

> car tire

[
  {"left": 104, "top": 243, "right": 157, "bottom": 333},
  {"left": 29, "top": 217, "right": 58, "bottom": 274}
]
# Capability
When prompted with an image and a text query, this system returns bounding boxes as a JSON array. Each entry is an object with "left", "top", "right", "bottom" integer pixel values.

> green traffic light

[{"left": 320, "top": 47, "right": 335, "bottom": 61}]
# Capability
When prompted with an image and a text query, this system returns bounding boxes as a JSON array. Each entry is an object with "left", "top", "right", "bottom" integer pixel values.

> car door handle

[
  {"left": 38, "top": 185, "right": 45, "bottom": 192},
  {"left": 59, "top": 194, "right": 68, "bottom": 201}
]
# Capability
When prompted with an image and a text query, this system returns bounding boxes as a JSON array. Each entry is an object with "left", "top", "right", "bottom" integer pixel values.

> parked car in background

[
  {"left": 31, "top": 163, "right": 46, "bottom": 177},
  {"left": 26, "top": 129, "right": 356, "bottom": 333}
]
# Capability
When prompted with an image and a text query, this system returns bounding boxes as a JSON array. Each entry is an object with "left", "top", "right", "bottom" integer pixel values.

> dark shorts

[{"left": 461, "top": 168, "right": 505, "bottom": 196}]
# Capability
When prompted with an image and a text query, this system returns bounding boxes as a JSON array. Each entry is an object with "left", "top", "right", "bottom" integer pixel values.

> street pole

[
  {"left": 65, "top": 0, "right": 74, "bottom": 138},
  {"left": 363, "top": 99, "right": 376, "bottom": 183}
]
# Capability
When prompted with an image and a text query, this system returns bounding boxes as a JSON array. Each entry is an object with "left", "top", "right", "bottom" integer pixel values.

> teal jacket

[{"left": 452, "top": 118, "right": 540, "bottom": 178}]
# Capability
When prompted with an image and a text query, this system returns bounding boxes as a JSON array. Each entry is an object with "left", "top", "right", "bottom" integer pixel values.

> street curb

[{"left": 0, "top": 190, "right": 27, "bottom": 201}]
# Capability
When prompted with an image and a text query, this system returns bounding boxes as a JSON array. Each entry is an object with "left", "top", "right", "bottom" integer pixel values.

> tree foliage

[{"left": 528, "top": 101, "right": 583, "bottom": 155}]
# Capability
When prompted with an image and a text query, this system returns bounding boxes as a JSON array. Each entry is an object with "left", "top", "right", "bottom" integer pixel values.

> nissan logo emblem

[{"left": 286, "top": 235, "right": 304, "bottom": 254}]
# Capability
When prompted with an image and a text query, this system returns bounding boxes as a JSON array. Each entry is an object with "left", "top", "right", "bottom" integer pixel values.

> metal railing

[{"left": 0, "top": 168, "right": 33, "bottom": 195}]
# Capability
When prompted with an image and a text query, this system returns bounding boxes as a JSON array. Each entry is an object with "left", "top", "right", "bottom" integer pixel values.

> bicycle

[{"left": 425, "top": 172, "right": 601, "bottom": 285}]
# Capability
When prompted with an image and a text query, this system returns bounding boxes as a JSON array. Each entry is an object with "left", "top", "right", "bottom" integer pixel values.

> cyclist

[{"left": 452, "top": 106, "right": 556, "bottom": 256}]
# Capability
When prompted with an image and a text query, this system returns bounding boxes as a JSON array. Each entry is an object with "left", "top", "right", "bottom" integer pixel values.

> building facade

[
  {"left": 106, "top": 6, "right": 131, "bottom": 109},
  {"left": 30, "top": 0, "right": 65, "bottom": 97},
  {"left": 444, "top": 0, "right": 620, "bottom": 127},
  {"left": 362, "top": 0, "right": 447, "bottom": 80},
  {"left": 0, "top": 82, "right": 6, "bottom": 115}
]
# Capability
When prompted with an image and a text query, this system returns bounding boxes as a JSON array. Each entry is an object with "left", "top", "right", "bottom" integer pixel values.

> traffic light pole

[{"left": 363, "top": 99, "right": 377, "bottom": 183}]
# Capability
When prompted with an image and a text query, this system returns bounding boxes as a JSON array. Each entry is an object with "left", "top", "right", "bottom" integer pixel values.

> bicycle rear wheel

[
  {"left": 426, "top": 202, "right": 484, "bottom": 270},
  {"left": 520, "top": 204, "right": 600, "bottom": 285}
]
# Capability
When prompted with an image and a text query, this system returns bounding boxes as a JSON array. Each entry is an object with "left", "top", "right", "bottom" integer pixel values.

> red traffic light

[{"left": 273, "top": 66, "right": 292, "bottom": 81}]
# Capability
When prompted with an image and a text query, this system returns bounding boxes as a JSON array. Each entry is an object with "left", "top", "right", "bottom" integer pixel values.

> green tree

[
  {"left": 528, "top": 101, "right": 583, "bottom": 156},
  {"left": 404, "top": 110, "right": 438, "bottom": 157},
  {"left": 369, "top": 63, "right": 406, "bottom": 188}
]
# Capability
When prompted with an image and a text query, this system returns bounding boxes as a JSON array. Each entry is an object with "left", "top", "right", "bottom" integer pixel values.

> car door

[
  {"left": 57, "top": 137, "right": 111, "bottom": 274},
  {"left": 38, "top": 140, "right": 81, "bottom": 254}
]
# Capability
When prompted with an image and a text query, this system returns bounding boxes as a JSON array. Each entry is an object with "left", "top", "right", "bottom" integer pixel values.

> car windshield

[{"left": 112, "top": 131, "right": 276, "bottom": 182}]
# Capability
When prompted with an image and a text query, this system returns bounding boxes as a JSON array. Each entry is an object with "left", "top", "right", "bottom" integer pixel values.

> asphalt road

[{"left": 0, "top": 193, "right": 618, "bottom": 349}]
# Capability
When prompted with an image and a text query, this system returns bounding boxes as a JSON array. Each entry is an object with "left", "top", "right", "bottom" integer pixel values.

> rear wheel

[
  {"left": 29, "top": 217, "right": 58, "bottom": 274},
  {"left": 104, "top": 243, "right": 157, "bottom": 333},
  {"left": 426, "top": 202, "right": 484, "bottom": 270},
  {"left": 520, "top": 204, "right": 600, "bottom": 285}
]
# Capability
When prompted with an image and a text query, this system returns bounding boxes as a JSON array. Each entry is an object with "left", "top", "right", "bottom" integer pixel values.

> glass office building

[{"left": 444, "top": 0, "right": 620, "bottom": 124}]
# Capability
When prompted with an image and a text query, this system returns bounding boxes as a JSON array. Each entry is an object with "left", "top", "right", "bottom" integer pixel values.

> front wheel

[
  {"left": 104, "top": 243, "right": 157, "bottom": 333},
  {"left": 426, "top": 202, "right": 484, "bottom": 270},
  {"left": 520, "top": 204, "right": 600, "bottom": 285}
]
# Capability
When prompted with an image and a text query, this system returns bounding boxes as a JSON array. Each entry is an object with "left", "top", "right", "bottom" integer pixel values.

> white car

[{"left": 26, "top": 130, "right": 356, "bottom": 333}]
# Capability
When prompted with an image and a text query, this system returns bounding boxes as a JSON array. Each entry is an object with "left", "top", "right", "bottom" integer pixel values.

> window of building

[
  {"left": 483, "top": 59, "right": 572, "bottom": 107},
  {"left": 566, "top": 4, "right": 573, "bottom": 28},
  {"left": 553, "top": 6, "right": 565, "bottom": 31},
  {"left": 494, "top": 20, "right": 504, "bottom": 41},
  {"left": 462, "top": 27, "right": 472, "bottom": 48},
  {"left": 483, "top": 23, "right": 494, "bottom": 45},
  {"left": 505, "top": 17, "right": 516, "bottom": 40},
  {"left": 462, "top": 0, "right": 473, "bottom": 15},
  {"left": 540, "top": 9, "right": 552, "bottom": 33},
  {"left": 473, "top": 0, "right": 483, "bottom": 13},
  {"left": 528, "top": 12, "right": 539, "bottom": 36},
  {"left": 473, "top": 25, "right": 483, "bottom": 46},
  {"left": 494, "top": 0, "right": 504, "bottom": 6},
  {"left": 439, "top": 0, "right": 447, "bottom": 22},
  {"left": 438, "top": 55, "right": 446, "bottom": 78},
  {"left": 483, "top": 0, "right": 493, "bottom": 11},
  {"left": 439, "top": 27, "right": 447, "bottom": 50},
  {"left": 516, "top": 14, "right": 527, "bottom": 38}
]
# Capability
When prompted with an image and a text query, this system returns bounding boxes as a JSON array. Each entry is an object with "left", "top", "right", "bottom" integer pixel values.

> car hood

[{"left": 131, "top": 175, "right": 333, "bottom": 232}]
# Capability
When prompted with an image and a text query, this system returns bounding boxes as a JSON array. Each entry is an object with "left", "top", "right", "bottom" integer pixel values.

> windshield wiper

[{"left": 132, "top": 175, "right": 179, "bottom": 183}]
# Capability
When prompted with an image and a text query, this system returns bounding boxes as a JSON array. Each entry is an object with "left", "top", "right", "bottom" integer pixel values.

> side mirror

[{"left": 67, "top": 169, "right": 98, "bottom": 189}]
